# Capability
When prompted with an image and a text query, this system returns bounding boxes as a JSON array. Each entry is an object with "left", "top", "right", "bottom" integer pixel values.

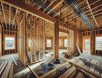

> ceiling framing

[
  {"left": 0, "top": 0, "right": 102, "bottom": 32},
  {"left": 24, "top": 0, "right": 101, "bottom": 30}
]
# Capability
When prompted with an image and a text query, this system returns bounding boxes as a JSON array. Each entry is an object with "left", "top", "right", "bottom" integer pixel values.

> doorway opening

[{"left": 83, "top": 37, "right": 90, "bottom": 53}]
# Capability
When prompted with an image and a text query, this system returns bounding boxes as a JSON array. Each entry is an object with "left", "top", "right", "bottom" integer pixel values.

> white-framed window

[
  {"left": 96, "top": 37, "right": 102, "bottom": 50},
  {"left": 5, "top": 37, "right": 15, "bottom": 50},
  {"left": 47, "top": 39, "right": 52, "bottom": 47}
]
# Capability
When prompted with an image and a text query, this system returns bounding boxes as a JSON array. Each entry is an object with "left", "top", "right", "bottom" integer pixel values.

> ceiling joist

[
  {"left": 61, "top": 0, "right": 85, "bottom": 19},
  {"left": 12, "top": 8, "right": 18, "bottom": 25},
  {"left": 43, "top": 0, "right": 56, "bottom": 12},
  {"left": 1, "top": 2, "right": 7, "bottom": 27},
  {"left": 47, "top": 0, "right": 63, "bottom": 14},
  {"left": 38, "top": 0, "right": 47, "bottom": 10},
  {"left": 85, "top": 0, "right": 99, "bottom": 28},
  {"left": 8, "top": 5, "right": 11, "bottom": 30},
  {"left": 66, "top": 0, "right": 101, "bottom": 20},
  {"left": 61, "top": 0, "right": 101, "bottom": 22}
]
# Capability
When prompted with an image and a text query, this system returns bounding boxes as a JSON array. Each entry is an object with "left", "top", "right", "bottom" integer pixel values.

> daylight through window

[{"left": 5, "top": 37, "right": 15, "bottom": 50}]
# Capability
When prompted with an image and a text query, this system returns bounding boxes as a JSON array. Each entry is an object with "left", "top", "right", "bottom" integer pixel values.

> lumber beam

[
  {"left": 43, "top": 0, "right": 56, "bottom": 12},
  {"left": 38, "top": 0, "right": 47, "bottom": 10},
  {"left": 2, "top": 0, "right": 56, "bottom": 23},
  {"left": 1, "top": 2, "right": 7, "bottom": 27},
  {"left": 47, "top": 0, "right": 63, "bottom": 14},
  {"left": 54, "top": 6, "right": 68, "bottom": 17},
  {"left": 90, "top": 30, "right": 95, "bottom": 55},
  {"left": 9, "top": 5, "right": 11, "bottom": 26},
  {"left": 61, "top": 0, "right": 85, "bottom": 19},
  {"left": 12, "top": 9, "right": 18, "bottom": 25}
]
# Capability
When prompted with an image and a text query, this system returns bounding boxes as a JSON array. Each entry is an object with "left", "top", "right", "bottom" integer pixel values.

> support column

[
  {"left": 0, "top": 25, "right": 2, "bottom": 56},
  {"left": 54, "top": 20, "right": 59, "bottom": 59},
  {"left": 20, "top": 20, "right": 26, "bottom": 64},
  {"left": 75, "top": 30, "right": 83, "bottom": 55},
  {"left": 74, "top": 30, "right": 77, "bottom": 53},
  {"left": 67, "top": 31, "right": 69, "bottom": 53},
  {"left": 90, "top": 30, "right": 95, "bottom": 55},
  {"left": 17, "top": 15, "right": 26, "bottom": 64},
  {"left": 77, "top": 30, "right": 82, "bottom": 52},
  {"left": 25, "top": 14, "right": 31, "bottom": 64}
]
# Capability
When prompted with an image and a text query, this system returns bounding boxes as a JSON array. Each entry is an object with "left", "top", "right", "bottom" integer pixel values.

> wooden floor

[{"left": 0, "top": 51, "right": 102, "bottom": 78}]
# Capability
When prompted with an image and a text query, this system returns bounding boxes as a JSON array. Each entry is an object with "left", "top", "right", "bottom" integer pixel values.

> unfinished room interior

[{"left": 0, "top": 0, "right": 102, "bottom": 78}]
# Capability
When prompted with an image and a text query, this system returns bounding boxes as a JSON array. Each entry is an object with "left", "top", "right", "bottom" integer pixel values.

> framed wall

[
  {"left": 82, "top": 29, "right": 102, "bottom": 56},
  {"left": 82, "top": 36, "right": 91, "bottom": 53},
  {"left": 3, "top": 34, "right": 17, "bottom": 55}
]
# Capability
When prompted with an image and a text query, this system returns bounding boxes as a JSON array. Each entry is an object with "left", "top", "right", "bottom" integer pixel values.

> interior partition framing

[
  {"left": 82, "top": 29, "right": 102, "bottom": 56},
  {"left": 0, "top": 0, "right": 80, "bottom": 64}
]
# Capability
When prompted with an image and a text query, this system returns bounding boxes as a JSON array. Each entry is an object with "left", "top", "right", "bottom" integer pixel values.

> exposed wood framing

[
  {"left": 43, "top": 0, "right": 56, "bottom": 12},
  {"left": 9, "top": 5, "right": 11, "bottom": 26},
  {"left": 68, "top": 7, "right": 102, "bottom": 22},
  {"left": 38, "top": 0, "right": 47, "bottom": 10},
  {"left": 12, "top": 9, "right": 18, "bottom": 25},
  {"left": 1, "top": 2, "right": 7, "bottom": 28},
  {"left": 66, "top": 0, "right": 101, "bottom": 22},
  {"left": 43, "top": 20, "right": 46, "bottom": 58},
  {"left": 0, "top": 2, "right": 18, "bottom": 55},
  {"left": 54, "top": 20, "right": 59, "bottom": 58},
  {"left": 90, "top": 30, "right": 95, "bottom": 55},
  {"left": 47, "top": 0, "right": 63, "bottom": 14},
  {"left": 0, "top": 0, "right": 79, "bottom": 31},
  {"left": 54, "top": 6, "right": 69, "bottom": 17},
  {"left": 2, "top": 0, "right": 56, "bottom": 23},
  {"left": 61, "top": 0, "right": 85, "bottom": 19},
  {"left": 18, "top": 15, "right": 25, "bottom": 29},
  {"left": 85, "top": 0, "right": 99, "bottom": 28},
  {"left": 0, "top": 25, "right": 2, "bottom": 56}
]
